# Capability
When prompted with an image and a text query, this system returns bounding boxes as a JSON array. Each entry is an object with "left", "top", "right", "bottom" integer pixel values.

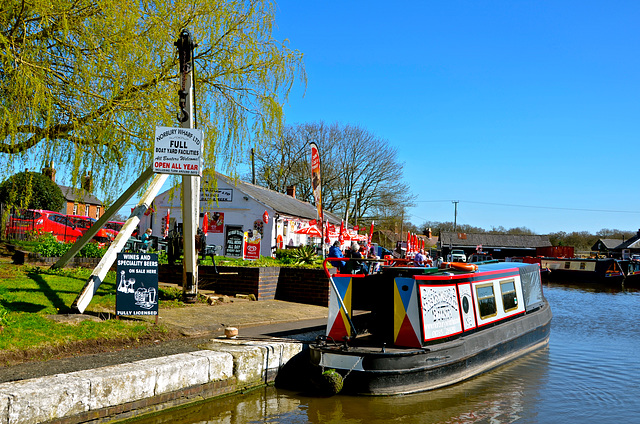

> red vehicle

[
  {"left": 66, "top": 215, "right": 112, "bottom": 245},
  {"left": 6, "top": 209, "right": 82, "bottom": 242},
  {"left": 104, "top": 221, "right": 124, "bottom": 240}
]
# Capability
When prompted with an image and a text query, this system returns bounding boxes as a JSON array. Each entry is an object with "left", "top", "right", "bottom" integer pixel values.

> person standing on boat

[
  {"left": 328, "top": 241, "right": 346, "bottom": 272},
  {"left": 368, "top": 246, "right": 380, "bottom": 272},
  {"left": 414, "top": 249, "right": 426, "bottom": 266}
]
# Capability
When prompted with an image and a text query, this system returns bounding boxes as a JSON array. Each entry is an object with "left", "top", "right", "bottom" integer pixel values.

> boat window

[
  {"left": 500, "top": 279, "right": 518, "bottom": 312},
  {"left": 564, "top": 262, "right": 571, "bottom": 269},
  {"left": 580, "top": 262, "right": 586, "bottom": 270},
  {"left": 476, "top": 284, "right": 497, "bottom": 319}
]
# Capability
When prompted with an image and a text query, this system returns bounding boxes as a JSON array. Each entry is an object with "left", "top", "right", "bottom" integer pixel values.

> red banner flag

[
  {"left": 202, "top": 212, "right": 208, "bottom": 235},
  {"left": 310, "top": 142, "right": 323, "bottom": 231}
]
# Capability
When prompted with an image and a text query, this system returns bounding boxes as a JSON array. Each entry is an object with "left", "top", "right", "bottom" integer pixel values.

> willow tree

[{"left": 0, "top": 0, "right": 305, "bottom": 202}]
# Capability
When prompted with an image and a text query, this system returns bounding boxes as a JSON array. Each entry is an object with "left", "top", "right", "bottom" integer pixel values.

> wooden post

[{"left": 175, "top": 29, "right": 199, "bottom": 302}]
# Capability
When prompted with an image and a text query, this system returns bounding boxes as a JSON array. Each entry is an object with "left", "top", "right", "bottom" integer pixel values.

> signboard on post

[
  {"left": 153, "top": 126, "right": 203, "bottom": 176},
  {"left": 116, "top": 253, "right": 159, "bottom": 316}
]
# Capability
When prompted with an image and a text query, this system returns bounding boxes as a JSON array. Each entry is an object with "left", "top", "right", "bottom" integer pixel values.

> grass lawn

[
  {"left": 0, "top": 240, "right": 326, "bottom": 365},
  {"left": 0, "top": 259, "right": 176, "bottom": 363}
]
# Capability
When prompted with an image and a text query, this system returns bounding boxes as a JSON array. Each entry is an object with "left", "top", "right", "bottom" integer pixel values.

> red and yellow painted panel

[
  {"left": 327, "top": 276, "right": 353, "bottom": 340},
  {"left": 393, "top": 277, "right": 422, "bottom": 348}
]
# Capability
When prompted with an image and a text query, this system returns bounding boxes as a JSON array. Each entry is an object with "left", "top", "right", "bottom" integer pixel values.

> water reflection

[{"left": 127, "top": 349, "right": 549, "bottom": 424}]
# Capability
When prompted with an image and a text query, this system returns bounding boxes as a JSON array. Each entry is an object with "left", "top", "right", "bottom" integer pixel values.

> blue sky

[{"left": 271, "top": 0, "right": 640, "bottom": 234}]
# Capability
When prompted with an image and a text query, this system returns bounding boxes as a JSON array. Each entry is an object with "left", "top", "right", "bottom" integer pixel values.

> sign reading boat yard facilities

[
  {"left": 153, "top": 126, "right": 203, "bottom": 176},
  {"left": 116, "top": 253, "right": 158, "bottom": 316}
]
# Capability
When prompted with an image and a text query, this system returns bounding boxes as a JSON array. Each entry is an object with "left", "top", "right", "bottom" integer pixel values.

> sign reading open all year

[{"left": 153, "top": 126, "right": 203, "bottom": 176}]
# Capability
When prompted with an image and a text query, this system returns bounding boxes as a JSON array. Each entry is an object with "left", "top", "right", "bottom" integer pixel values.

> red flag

[
  {"left": 407, "top": 231, "right": 411, "bottom": 252},
  {"left": 325, "top": 220, "right": 330, "bottom": 244},
  {"left": 309, "top": 142, "right": 323, "bottom": 230},
  {"left": 202, "top": 212, "right": 208, "bottom": 235},
  {"left": 339, "top": 220, "right": 345, "bottom": 244},
  {"left": 367, "top": 221, "right": 374, "bottom": 249}
]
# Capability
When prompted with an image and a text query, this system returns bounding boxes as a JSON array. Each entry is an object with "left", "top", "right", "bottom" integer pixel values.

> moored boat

[
  {"left": 309, "top": 259, "right": 552, "bottom": 395},
  {"left": 540, "top": 257, "right": 624, "bottom": 285},
  {"left": 619, "top": 259, "right": 640, "bottom": 287}
]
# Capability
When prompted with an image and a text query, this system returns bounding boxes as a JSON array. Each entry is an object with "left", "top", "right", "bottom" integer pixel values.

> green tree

[
  {"left": 0, "top": 171, "right": 64, "bottom": 210},
  {"left": 1, "top": 0, "right": 305, "bottom": 198}
]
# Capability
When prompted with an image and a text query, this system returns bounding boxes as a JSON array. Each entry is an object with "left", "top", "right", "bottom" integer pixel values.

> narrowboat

[
  {"left": 540, "top": 257, "right": 624, "bottom": 285},
  {"left": 310, "top": 259, "right": 552, "bottom": 395},
  {"left": 619, "top": 259, "right": 640, "bottom": 287}
]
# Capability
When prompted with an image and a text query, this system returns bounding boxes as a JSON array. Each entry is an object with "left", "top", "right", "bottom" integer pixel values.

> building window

[
  {"left": 96, "top": 206, "right": 100, "bottom": 219},
  {"left": 500, "top": 279, "right": 518, "bottom": 312},
  {"left": 476, "top": 283, "right": 497, "bottom": 319},
  {"left": 73, "top": 203, "right": 78, "bottom": 215}
]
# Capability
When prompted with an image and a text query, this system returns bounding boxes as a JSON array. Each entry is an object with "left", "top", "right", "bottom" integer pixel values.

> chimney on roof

[
  {"left": 82, "top": 172, "right": 93, "bottom": 192},
  {"left": 42, "top": 161, "right": 56, "bottom": 183},
  {"left": 286, "top": 185, "right": 296, "bottom": 199},
  {"left": 427, "top": 227, "right": 432, "bottom": 239}
]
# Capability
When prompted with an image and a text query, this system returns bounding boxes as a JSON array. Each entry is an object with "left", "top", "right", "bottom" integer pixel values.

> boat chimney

[
  {"left": 286, "top": 185, "right": 296, "bottom": 199},
  {"left": 427, "top": 227, "right": 432, "bottom": 239}
]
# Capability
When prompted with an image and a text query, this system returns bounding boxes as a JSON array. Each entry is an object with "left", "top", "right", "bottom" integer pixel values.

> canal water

[{"left": 127, "top": 282, "right": 640, "bottom": 423}]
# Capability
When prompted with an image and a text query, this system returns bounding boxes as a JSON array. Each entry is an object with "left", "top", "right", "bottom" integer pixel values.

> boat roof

[{"left": 475, "top": 261, "right": 534, "bottom": 272}]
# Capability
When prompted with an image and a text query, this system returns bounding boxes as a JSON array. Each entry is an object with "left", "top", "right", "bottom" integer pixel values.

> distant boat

[
  {"left": 619, "top": 259, "right": 640, "bottom": 287},
  {"left": 308, "top": 260, "right": 552, "bottom": 395},
  {"left": 540, "top": 257, "right": 624, "bottom": 285}
]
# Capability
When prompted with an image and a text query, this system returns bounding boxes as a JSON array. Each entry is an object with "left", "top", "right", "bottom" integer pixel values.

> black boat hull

[{"left": 310, "top": 302, "right": 552, "bottom": 395}]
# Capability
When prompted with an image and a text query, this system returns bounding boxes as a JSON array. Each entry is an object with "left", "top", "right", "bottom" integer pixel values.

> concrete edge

[{"left": 0, "top": 339, "right": 305, "bottom": 424}]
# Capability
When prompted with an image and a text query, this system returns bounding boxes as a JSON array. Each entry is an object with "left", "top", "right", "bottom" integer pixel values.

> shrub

[
  {"left": 33, "top": 233, "right": 72, "bottom": 257},
  {"left": 78, "top": 242, "right": 108, "bottom": 258},
  {"left": 290, "top": 245, "right": 318, "bottom": 265}
]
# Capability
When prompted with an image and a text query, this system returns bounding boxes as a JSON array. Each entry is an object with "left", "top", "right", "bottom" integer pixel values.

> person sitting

[
  {"left": 140, "top": 228, "right": 153, "bottom": 251},
  {"left": 414, "top": 249, "right": 426, "bottom": 267},
  {"left": 328, "top": 241, "right": 346, "bottom": 273},
  {"left": 345, "top": 242, "right": 369, "bottom": 274}
]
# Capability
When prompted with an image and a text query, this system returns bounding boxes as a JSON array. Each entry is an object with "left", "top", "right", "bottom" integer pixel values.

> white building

[{"left": 139, "top": 173, "right": 342, "bottom": 257}]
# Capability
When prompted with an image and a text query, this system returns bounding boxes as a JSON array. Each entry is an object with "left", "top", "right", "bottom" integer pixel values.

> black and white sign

[
  {"left": 153, "top": 126, "right": 203, "bottom": 176},
  {"left": 116, "top": 253, "right": 159, "bottom": 316},
  {"left": 419, "top": 284, "right": 462, "bottom": 341},
  {"left": 201, "top": 188, "right": 233, "bottom": 202},
  {"left": 225, "top": 226, "right": 244, "bottom": 257}
]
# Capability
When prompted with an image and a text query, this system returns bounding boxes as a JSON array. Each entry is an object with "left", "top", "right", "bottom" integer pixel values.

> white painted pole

[
  {"left": 72, "top": 172, "right": 168, "bottom": 313},
  {"left": 53, "top": 166, "right": 155, "bottom": 270}
]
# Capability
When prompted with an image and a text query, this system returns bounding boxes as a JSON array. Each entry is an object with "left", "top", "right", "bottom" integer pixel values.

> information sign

[
  {"left": 116, "top": 253, "right": 159, "bottom": 316},
  {"left": 153, "top": 126, "right": 203, "bottom": 176}
]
